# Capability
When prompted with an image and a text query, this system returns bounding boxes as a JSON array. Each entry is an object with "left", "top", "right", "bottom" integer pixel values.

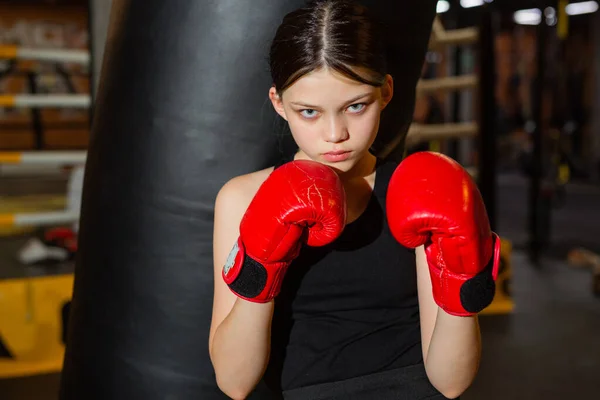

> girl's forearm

[{"left": 424, "top": 309, "right": 481, "bottom": 399}]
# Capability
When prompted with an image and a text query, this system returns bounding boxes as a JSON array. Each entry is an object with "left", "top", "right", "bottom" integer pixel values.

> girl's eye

[
  {"left": 347, "top": 103, "right": 366, "bottom": 113},
  {"left": 300, "top": 109, "right": 319, "bottom": 119}
]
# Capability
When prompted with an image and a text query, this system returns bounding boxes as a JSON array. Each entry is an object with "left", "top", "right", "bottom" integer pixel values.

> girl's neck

[{"left": 339, "top": 152, "right": 377, "bottom": 184}]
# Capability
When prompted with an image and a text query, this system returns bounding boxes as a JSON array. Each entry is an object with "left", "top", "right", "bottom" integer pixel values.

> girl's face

[{"left": 269, "top": 67, "right": 393, "bottom": 174}]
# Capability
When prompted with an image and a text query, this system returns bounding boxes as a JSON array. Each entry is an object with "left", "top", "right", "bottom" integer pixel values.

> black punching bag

[
  {"left": 363, "top": 0, "right": 438, "bottom": 161},
  {"left": 59, "top": 1, "right": 437, "bottom": 399}
]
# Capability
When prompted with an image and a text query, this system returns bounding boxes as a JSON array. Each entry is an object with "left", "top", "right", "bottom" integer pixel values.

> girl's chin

[{"left": 293, "top": 151, "right": 372, "bottom": 174}]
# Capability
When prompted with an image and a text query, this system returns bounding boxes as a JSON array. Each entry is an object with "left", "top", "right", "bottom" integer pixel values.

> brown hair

[{"left": 269, "top": 0, "right": 388, "bottom": 95}]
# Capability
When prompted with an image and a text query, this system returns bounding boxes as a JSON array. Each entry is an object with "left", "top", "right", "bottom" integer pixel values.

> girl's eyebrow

[{"left": 290, "top": 93, "right": 372, "bottom": 108}]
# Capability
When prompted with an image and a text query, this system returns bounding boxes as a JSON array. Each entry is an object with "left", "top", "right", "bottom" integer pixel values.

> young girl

[{"left": 209, "top": 1, "right": 497, "bottom": 399}]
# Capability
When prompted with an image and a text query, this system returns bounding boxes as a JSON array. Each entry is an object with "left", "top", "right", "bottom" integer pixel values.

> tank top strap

[{"left": 373, "top": 158, "right": 399, "bottom": 201}]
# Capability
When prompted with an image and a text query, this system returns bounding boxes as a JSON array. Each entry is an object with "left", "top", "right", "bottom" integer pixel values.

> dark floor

[
  {"left": 463, "top": 174, "right": 600, "bottom": 399},
  {"left": 1, "top": 173, "right": 600, "bottom": 399},
  {"left": 0, "top": 374, "right": 61, "bottom": 400},
  {"left": 465, "top": 252, "right": 600, "bottom": 399}
]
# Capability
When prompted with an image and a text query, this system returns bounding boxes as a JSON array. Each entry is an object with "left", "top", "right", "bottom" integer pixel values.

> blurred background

[{"left": 0, "top": 0, "right": 599, "bottom": 399}]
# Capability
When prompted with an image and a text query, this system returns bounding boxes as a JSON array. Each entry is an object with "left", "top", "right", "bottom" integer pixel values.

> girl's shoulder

[{"left": 215, "top": 166, "right": 275, "bottom": 211}]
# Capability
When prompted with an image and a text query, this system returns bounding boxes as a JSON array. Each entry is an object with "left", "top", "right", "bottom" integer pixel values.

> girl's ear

[
  {"left": 380, "top": 74, "right": 394, "bottom": 110},
  {"left": 269, "top": 86, "right": 287, "bottom": 120}
]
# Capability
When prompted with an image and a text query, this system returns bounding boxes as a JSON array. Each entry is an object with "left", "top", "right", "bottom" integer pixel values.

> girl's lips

[{"left": 322, "top": 151, "right": 351, "bottom": 162}]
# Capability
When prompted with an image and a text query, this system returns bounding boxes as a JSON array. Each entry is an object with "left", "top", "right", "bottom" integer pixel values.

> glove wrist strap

[
  {"left": 222, "top": 237, "right": 287, "bottom": 303},
  {"left": 430, "top": 233, "right": 501, "bottom": 316}
]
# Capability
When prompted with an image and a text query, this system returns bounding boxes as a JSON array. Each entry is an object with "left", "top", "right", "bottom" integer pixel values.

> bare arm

[
  {"left": 417, "top": 245, "right": 481, "bottom": 399},
  {"left": 209, "top": 176, "right": 274, "bottom": 400},
  {"left": 211, "top": 300, "right": 274, "bottom": 399}
]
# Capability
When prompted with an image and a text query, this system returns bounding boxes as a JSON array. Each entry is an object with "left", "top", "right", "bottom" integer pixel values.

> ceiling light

[
  {"left": 514, "top": 8, "right": 542, "bottom": 25},
  {"left": 461, "top": 0, "right": 485, "bottom": 9},
  {"left": 565, "top": 1, "right": 599, "bottom": 16},
  {"left": 437, "top": 0, "right": 450, "bottom": 13}
]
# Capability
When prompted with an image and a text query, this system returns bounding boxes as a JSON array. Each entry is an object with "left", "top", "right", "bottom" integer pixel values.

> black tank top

[{"left": 263, "top": 157, "right": 423, "bottom": 393}]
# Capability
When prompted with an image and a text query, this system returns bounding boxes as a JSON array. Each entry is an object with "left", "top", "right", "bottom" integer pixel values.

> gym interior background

[{"left": 1, "top": 0, "right": 599, "bottom": 399}]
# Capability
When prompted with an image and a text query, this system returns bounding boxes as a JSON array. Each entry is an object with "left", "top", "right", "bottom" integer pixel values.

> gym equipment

[
  {"left": 59, "top": 0, "right": 437, "bottom": 399},
  {"left": 567, "top": 247, "right": 600, "bottom": 297},
  {"left": 0, "top": 274, "right": 73, "bottom": 378}
]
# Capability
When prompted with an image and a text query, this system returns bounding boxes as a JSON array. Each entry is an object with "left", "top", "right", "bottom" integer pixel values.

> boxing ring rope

[
  {"left": 0, "top": 210, "right": 79, "bottom": 228},
  {"left": 416, "top": 75, "right": 478, "bottom": 95},
  {"left": 405, "top": 122, "right": 478, "bottom": 147},
  {"left": 0, "top": 151, "right": 87, "bottom": 165},
  {"left": 409, "top": 17, "right": 480, "bottom": 148},
  {"left": 0, "top": 94, "right": 91, "bottom": 109},
  {"left": 0, "top": 43, "right": 89, "bottom": 228},
  {"left": 430, "top": 27, "right": 478, "bottom": 47},
  {"left": 0, "top": 46, "right": 90, "bottom": 179},
  {"left": 0, "top": 45, "right": 90, "bottom": 65},
  {"left": 0, "top": 151, "right": 85, "bottom": 228},
  {"left": 429, "top": 17, "right": 478, "bottom": 48},
  {"left": 0, "top": 46, "right": 89, "bottom": 229}
]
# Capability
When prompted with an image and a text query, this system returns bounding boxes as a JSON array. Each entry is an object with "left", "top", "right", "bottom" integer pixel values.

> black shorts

[{"left": 281, "top": 363, "right": 451, "bottom": 400}]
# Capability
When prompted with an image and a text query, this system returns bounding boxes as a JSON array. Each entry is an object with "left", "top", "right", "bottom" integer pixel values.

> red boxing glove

[
  {"left": 386, "top": 152, "right": 501, "bottom": 316},
  {"left": 223, "top": 160, "right": 347, "bottom": 303}
]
